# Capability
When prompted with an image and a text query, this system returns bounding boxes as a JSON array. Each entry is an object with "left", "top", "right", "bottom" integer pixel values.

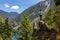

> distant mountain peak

[
  {"left": 0, "top": 10, "right": 19, "bottom": 21},
  {"left": 14, "top": 0, "right": 56, "bottom": 22}
]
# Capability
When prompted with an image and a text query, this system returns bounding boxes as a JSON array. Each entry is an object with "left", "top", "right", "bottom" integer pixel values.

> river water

[{"left": 12, "top": 34, "right": 20, "bottom": 40}]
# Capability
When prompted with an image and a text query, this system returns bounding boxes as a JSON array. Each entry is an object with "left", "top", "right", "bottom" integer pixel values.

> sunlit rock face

[
  {"left": 46, "top": 0, "right": 56, "bottom": 10},
  {"left": 15, "top": 1, "right": 48, "bottom": 22},
  {"left": 50, "top": 0, "right": 56, "bottom": 10},
  {"left": 15, "top": 0, "right": 56, "bottom": 22}
]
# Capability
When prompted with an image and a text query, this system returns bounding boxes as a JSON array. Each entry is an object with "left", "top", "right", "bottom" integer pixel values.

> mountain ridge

[
  {"left": 14, "top": 0, "right": 56, "bottom": 23},
  {"left": 14, "top": 1, "right": 48, "bottom": 22},
  {"left": 0, "top": 10, "right": 19, "bottom": 21}
]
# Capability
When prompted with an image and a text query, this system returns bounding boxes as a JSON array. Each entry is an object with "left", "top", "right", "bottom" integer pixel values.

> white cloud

[
  {"left": 4, "top": 4, "right": 10, "bottom": 8},
  {"left": 11, "top": 5, "right": 19, "bottom": 10}
]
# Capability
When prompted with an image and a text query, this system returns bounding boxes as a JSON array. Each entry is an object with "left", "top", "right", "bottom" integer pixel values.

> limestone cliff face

[
  {"left": 50, "top": 0, "right": 56, "bottom": 10},
  {"left": 14, "top": 0, "right": 56, "bottom": 22}
]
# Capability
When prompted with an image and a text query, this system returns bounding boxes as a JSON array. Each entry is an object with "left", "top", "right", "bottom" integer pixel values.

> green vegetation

[
  {"left": 0, "top": 7, "right": 60, "bottom": 40},
  {"left": 43, "top": 5, "right": 60, "bottom": 31},
  {"left": 0, "top": 0, "right": 60, "bottom": 40},
  {"left": 43, "top": 7, "right": 56, "bottom": 29},
  {"left": 42, "top": 5, "right": 60, "bottom": 40},
  {"left": 17, "top": 14, "right": 33, "bottom": 40},
  {"left": 0, "top": 16, "right": 4, "bottom": 23},
  {"left": 0, "top": 18, "right": 13, "bottom": 40}
]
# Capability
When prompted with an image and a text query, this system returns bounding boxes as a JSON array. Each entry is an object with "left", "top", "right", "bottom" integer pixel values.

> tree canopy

[{"left": 18, "top": 14, "right": 33, "bottom": 40}]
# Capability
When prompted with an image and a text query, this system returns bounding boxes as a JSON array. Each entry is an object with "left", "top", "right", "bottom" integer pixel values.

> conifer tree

[
  {"left": 18, "top": 14, "right": 33, "bottom": 40},
  {"left": 0, "top": 18, "right": 12, "bottom": 40},
  {"left": 4, "top": 18, "right": 12, "bottom": 40},
  {"left": 44, "top": 7, "right": 56, "bottom": 28}
]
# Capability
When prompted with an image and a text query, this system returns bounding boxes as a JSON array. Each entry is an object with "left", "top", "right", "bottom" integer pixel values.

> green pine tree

[
  {"left": 18, "top": 14, "right": 33, "bottom": 40},
  {"left": 0, "top": 18, "right": 12, "bottom": 40},
  {"left": 44, "top": 7, "right": 56, "bottom": 28}
]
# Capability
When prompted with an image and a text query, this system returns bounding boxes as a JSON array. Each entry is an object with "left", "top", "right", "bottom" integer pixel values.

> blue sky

[{"left": 0, "top": 0, "right": 44, "bottom": 14}]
